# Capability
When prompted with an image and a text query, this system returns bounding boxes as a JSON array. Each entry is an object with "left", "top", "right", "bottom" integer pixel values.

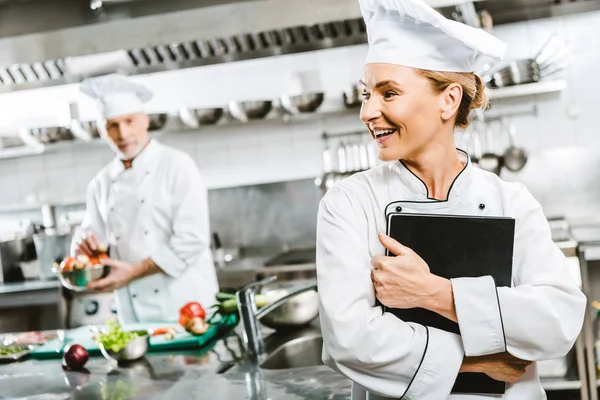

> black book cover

[{"left": 383, "top": 213, "right": 515, "bottom": 395}]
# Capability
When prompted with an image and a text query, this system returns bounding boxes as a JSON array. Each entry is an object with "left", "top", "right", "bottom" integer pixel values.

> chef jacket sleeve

[
  {"left": 150, "top": 156, "right": 210, "bottom": 278},
  {"left": 451, "top": 183, "right": 586, "bottom": 359},
  {"left": 317, "top": 187, "right": 464, "bottom": 399},
  {"left": 70, "top": 179, "right": 106, "bottom": 256}
]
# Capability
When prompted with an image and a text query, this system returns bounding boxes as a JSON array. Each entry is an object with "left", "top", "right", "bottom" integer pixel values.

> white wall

[{"left": 0, "top": 10, "right": 598, "bottom": 209}]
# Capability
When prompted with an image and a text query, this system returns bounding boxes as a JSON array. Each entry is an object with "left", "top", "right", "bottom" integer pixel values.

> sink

[
  {"left": 260, "top": 334, "right": 324, "bottom": 370},
  {"left": 264, "top": 248, "right": 316, "bottom": 267}
]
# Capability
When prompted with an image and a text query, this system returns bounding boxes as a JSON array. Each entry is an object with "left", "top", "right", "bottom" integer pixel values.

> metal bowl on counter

[
  {"left": 258, "top": 281, "right": 319, "bottom": 331},
  {"left": 279, "top": 92, "right": 325, "bottom": 114},
  {"left": 228, "top": 100, "right": 273, "bottom": 122},
  {"left": 98, "top": 332, "right": 149, "bottom": 363},
  {"left": 52, "top": 264, "right": 111, "bottom": 292}
]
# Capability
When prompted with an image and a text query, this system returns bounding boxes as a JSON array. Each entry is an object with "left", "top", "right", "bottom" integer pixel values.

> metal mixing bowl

[
  {"left": 258, "top": 282, "right": 319, "bottom": 330},
  {"left": 98, "top": 332, "right": 149, "bottom": 363},
  {"left": 52, "top": 264, "right": 110, "bottom": 292},
  {"left": 195, "top": 107, "right": 224, "bottom": 125},
  {"left": 281, "top": 92, "right": 325, "bottom": 113},
  {"left": 228, "top": 100, "right": 273, "bottom": 122}
]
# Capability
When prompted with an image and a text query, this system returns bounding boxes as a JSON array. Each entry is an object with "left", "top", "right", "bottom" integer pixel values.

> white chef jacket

[
  {"left": 72, "top": 139, "right": 219, "bottom": 323},
  {"left": 316, "top": 152, "right": 586, "bottom": 400}
]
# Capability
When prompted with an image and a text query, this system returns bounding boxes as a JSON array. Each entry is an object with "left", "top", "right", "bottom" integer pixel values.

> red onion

[{"left": 62, "top": 344, "right": 89, "bottom": 370}]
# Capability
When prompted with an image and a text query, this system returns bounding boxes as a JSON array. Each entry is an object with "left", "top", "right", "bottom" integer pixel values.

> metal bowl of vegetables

[
  {"left": 94, "top": 321, "right": 149, "bottom": 363},
  {"left": 53, "top": 255, "right": 110, "bottom": 292}
]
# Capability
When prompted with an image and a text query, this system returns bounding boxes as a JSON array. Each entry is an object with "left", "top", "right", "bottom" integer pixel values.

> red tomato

[
  {"left": 61, "top": 257, "right": 78, "bottom": 272},
  {"left": 179, "top": 302, "right": 206, "bottom": 326}
]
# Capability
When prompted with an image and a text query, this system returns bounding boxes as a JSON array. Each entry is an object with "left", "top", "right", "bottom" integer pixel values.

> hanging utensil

[
  {"left": 367, "top": 141, "right": 378, "bottom": 168},
  {"left": 470, "top": 128, "right": 483, "bottom": 166},
  {"left": 502, "top": 121, "right": 528, "bottom": 172},
  {"left": 359, "top": 140, "right": 370, "bottom": 171},
  {"left": 350, "top": 141, "right": 361, "bottom": 172},
  {"left": 322, "top": 142, "right": 332, "bottom": 174},
  {"left": 533, "top": 33, "right": 560, "bottom": 66},
  {"left": 479, "top": 125, "right": 503, "bottom": 176},
  {"left": 337, "top": 141, "right": 347, "bottom": 173},
  {"left": 345, "top": 142, "right": 356, "bottom": 172}
]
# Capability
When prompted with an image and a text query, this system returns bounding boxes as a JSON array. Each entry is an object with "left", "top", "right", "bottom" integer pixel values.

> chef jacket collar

[
  {"left": 109, "top": 139, "right": 161, "bottom": 179},
  {"left": 389, "top": 148, "right": 473, "bottom": 201}
]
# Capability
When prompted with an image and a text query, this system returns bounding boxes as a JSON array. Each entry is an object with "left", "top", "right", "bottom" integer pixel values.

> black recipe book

[{"left": 382, "top": 212, "right": 515, "bottom": 395}]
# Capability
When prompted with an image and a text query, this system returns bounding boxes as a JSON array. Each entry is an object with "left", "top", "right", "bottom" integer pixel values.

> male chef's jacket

[
  {"left": 316, "top": 152, "right": 586, "bottom": 400},
  {"left": 72, "top": 139, "right": 219, "bottom": 323}
]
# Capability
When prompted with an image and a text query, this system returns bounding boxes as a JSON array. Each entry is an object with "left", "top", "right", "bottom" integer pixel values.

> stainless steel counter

[{"left": 0, "top": 323, "right": 350, "bottom": 400}]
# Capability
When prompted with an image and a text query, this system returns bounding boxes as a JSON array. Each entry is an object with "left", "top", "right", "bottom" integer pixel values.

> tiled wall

[{"left": 0, "top": 10, "right": 598, "bottom": 217}]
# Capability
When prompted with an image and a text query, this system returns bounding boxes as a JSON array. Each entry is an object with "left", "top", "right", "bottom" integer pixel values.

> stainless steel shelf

[
  {"left": 425, "top": 0, "right": 486, "bottom": 6},
  {"left": 541, "top": 378, "right": 582, "bottom": 391},
  {"left": 490, "top": 79, "right": 568, "bottom": 100}
]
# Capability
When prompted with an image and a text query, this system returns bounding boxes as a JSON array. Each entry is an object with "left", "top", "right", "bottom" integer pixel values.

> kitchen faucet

[{"left": 236, "top": 276, "right": 318, "bottom": 364}]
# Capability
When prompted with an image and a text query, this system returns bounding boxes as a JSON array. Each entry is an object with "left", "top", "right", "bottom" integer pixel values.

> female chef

[{"left": 316, "top": 0, "right": 586, "bottom": 399}]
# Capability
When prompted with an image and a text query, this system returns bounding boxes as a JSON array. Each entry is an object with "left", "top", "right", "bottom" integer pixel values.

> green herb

[
  {"left": 0, "top": 345, "right": 29, "bottom": 356},
  {"left": 96, "top": 320, "right": 141, "bottom": 353}
]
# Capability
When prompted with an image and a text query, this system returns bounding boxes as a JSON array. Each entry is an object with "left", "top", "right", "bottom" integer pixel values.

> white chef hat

[
  {"left": 80, "top": 74, "right": 153, "bottom": 119},
  {"left": 359, "top": 0, "right": 507, "bottom": 72}
]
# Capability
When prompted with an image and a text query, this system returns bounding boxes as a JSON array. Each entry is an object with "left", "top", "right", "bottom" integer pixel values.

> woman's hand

[
  {"left": 371, "top": 233, "right": 433, "bottom": 308},
  {"left": 371, "top": 233, "right": 457, "bottom": 321},
  {"left": 461, "top": 353, "right": 533, "bottom": 383}
]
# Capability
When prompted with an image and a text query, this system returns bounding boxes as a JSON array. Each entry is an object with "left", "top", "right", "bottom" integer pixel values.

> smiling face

[{"left": 360, "top": 64, "right": 461, "bottom": 162}]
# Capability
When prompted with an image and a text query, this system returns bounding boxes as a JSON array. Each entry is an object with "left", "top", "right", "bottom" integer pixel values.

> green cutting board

[{"left": 30, "top": 314, "right": 237, "bottom": 360}]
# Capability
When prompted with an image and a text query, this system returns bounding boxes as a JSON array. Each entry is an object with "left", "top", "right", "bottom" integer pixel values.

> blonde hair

[{"left": 415, "top": 70, "right": 488, "bottom": 129}]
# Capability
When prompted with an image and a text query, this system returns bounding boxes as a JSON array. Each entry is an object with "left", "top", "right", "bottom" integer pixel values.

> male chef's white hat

[
  {"left": 359, "top": 0, "right": 507, "bottom": 72},
  {"left": 80, "top": 74, "right": 153, "bottom": 119}
]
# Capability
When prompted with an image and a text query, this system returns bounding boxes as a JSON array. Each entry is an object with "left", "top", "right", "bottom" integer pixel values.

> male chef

[{"left": 71, "top": 74, "right": 219, "bottom": 323}]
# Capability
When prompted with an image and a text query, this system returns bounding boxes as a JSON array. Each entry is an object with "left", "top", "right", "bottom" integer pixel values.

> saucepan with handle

[{"left": 501, "top": 120, "right": 528, "bottom": 172}]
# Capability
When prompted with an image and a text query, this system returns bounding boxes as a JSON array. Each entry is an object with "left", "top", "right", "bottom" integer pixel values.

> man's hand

[
  {"left": 74, "top": 232, "right": 102, "bottom": 257},
  {"left": 86, "top": 258, "right": 139, "bottom": 292},
  {"left": 86, "top": 258, "right": 162, "bottom": 292},
  {"left": 461, "top": 353, "right": 533, "bottom": 383}
]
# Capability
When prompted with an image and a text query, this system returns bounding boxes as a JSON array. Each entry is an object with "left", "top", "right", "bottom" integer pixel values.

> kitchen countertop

[
  {"left": 0, "top": 280, "right": 60, "bottom": 294},
  {"left": 0, "top": 324, "right": 350, "bottom": 400}
]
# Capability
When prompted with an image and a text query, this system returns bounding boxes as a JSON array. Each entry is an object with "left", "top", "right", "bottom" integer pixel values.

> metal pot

[
  {"left": 491, "top": 59, "right": 540, "bottom": 88},
  {"left": 258, "top": 281, "right": 319, "bottom": 330}
]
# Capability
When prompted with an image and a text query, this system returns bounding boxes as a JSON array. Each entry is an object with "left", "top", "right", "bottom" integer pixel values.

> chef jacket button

[
  {"left": 116, "top": 236, "right": 121, "bottom": 241},
  {"left": 132, "top": 293, "right": 137, "bottom": 299},
  {"left": 146, "top": 171, "right": 150, "bottom": 175},
  {"left": 144, "top": 230, "right": 149, "bottom": 235},
  {"left": 479, "top": 203, "right": 486, "bottom": 210},
  {"left": 395, "top": 206, "right": 403, "bottom": 212},
  {"left": 109, "top": 207, "right": 114, "bottom": 212},
  {"left": 141, "top": 199, "right": 145, "bottom": 204},
  {"left": 154, "top": 289, "right": 159, "bottom": 294}
]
